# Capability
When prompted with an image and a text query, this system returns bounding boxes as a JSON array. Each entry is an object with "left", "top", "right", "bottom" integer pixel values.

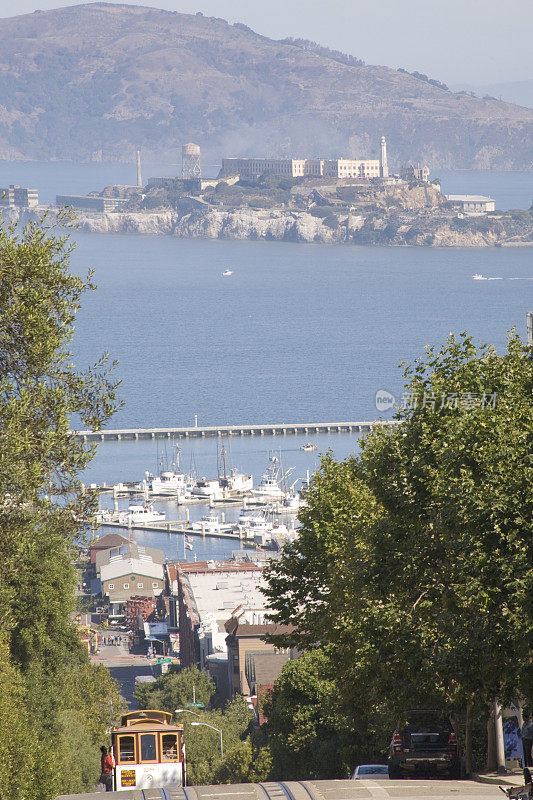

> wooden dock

[
  {"left": 97, "top": 519, "right": 242, "bottom": 540},
  {"left": 74, "top": 420, "right": 397, "bottom": 442}
]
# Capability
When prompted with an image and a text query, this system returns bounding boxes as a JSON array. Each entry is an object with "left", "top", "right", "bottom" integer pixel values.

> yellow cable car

[{"left": 110, "top": 710, "right": 185, "bottom": 791}]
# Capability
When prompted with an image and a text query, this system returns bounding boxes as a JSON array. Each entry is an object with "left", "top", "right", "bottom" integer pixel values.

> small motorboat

[
  {"left": 472, "top": 273, "right": 486, "bottom": 280},
  {"left": 301, "top": 442, "right": 317, "bottom": 452},
  {"left": 190, "top": 514, "right": 233, "bottom": 533},
  {"left": 125, "top": 504, "right": 166, "bottom": 524},
  {"left": 221, "top": 269, "right": 233, "bottom": 276}
]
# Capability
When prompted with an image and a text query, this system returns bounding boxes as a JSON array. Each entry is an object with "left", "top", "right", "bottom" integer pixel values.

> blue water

[
  {"left": 2, "top": 161, "right": 532, "bottom": 562},
  {"left": 71, "top": 234, "right": 532, "bottom": 432},
  {"left": 438, "top": 169, "right": 532, "bottom": 211}
]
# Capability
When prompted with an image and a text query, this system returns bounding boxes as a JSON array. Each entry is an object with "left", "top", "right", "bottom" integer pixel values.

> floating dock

[
  {"left": 97, "top": 519, "right": 242, "bottom": 540},
  {"left": 74, "top": 420, "right": 397, "bottom": 442}
]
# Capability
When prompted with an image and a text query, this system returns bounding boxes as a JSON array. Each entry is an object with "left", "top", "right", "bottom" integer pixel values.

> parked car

[
  {"left": 351, "top": 764, "right": 389, "bottom": 779},
  {"left": 388, "top": 709, "right": 461, "bottom": 779}
]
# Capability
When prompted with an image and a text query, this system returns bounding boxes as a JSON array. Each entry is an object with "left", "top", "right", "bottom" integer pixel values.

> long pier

[{"left": 74, "top": 420, "right": 397, "bottom": 442}]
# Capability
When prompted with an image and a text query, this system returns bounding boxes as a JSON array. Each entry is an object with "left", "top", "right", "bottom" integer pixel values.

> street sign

[
  {"left": 185, "top": 702, "right": 204, "bottom": 708},
  {"left": 157, "top": 657, "right": 172, "bottom": 664}
]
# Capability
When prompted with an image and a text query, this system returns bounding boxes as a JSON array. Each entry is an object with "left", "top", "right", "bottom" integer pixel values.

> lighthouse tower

[{"left": 380, "top": 136, "right": 389, "bottom": 178}]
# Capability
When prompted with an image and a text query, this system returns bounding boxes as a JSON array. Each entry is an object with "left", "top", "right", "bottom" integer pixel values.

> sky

[{"left": 0, "top": 0, "right": 531, "bottom": 86}]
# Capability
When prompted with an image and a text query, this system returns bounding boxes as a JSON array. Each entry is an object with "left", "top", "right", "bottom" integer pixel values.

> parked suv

[{"left": 388, "top": 709, "right": 460, "bottom": 779}]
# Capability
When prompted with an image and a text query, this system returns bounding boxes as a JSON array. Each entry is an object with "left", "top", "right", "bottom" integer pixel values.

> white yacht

[
  {"left": 247, "top": 456, "right": 293, "bottom": 504},
  {"left": 125, "top": 504, "right": 166, "bottom": 525},
  {"left": 219, "top": 468, "right": 253, "bottom": 495},
  {"left": 151, "top": 469, "right": 194, "bottom": 499},
  {"left": 221, "top": 269, "right": 233, "bottom": 276},
  {"left": 192, "top": 446, "right": 253, "bottom": 500},
  {"left": 191, "top": 514, "right": 233, "bottom": 533},
  {"left": 149, "top": 446, "right": 195, "bottom": 500},
  {"left": 274, "top": 492, "right": 305, "bottom": 514},
  {"left": 96, "top": 504, "right": 166, "bottom": 526},
  {"left": 192, "top": 478, "right": 223, "bottom": 500},
  {"left": 236, "top": 509, "right": 266, "bottom": 527}
]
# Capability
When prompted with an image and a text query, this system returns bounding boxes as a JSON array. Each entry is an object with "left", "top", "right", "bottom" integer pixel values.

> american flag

[{"left": 185, "top": 534, "right": 194, "bottom": 550}]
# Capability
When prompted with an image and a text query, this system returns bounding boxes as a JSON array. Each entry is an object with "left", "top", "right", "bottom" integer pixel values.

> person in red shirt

[{"left": 100, "top": 745, "right": 115, "bottom": 792}]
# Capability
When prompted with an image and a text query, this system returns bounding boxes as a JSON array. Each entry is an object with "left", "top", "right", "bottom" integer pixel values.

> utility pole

[
  {"left": 494, "top": 699, "right": 507, "bottom": 774},
  {"left": 526, "top": 311, "right": 533, "bottom": 347}
]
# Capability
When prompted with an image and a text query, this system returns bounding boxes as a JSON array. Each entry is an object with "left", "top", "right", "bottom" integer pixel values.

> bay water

[{"left": 1, "top": 162, "right": 531, "bottom": 561}]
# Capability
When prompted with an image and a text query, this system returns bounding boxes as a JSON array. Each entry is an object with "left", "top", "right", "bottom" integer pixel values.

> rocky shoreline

[{"left": 3, "top": 204, "right": 533, "bottom": 247}]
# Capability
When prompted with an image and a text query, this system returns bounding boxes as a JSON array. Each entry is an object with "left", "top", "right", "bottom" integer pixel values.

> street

[
  {"left": 57, "top": 777, "right": 522, "bottom": 800},
  {"left": 181, "top": 779, "right": 523, "bottom": 800},
  {"left": 90, "top": 636, "right": 156, "bottom": 708}
]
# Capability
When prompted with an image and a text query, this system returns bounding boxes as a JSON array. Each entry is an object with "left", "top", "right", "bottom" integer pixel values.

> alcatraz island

[{"left": 3, "top": 140, "right": 533, "bottom": 247}]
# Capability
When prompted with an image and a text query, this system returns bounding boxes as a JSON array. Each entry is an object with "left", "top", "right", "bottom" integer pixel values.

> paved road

[
  {"left": 297, "top": 779, "right": 510, "bottom": 800},
  {"left": 57, "top": 778, "right": 517, "bottom": 800},
  {"left": 186, "top": 779, "right": 512, "bottom": 800},
  {"left": 91, "top": 639, "right": 156, "bottom": 709}
]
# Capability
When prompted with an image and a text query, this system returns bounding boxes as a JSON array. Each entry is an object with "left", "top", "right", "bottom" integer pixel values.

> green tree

[
  {"left": 135, "top": 664, "right": 216, "bottom": 713},
  {"left": 0, "top": 216, "right": 121, "bottom": 799},
  {"left": 185, "top": 697, "right": 254, "bottom": 785},
  {"left": 265, "top": 332, "right": 532, "bottom": 774},
  {"left": 264, "top": 649, "right": 389, "bottom": 780},
  {"left": 0, "top": 638, "right": 40, "bottom": 800}
]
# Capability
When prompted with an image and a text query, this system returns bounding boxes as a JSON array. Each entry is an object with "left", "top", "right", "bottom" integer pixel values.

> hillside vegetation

[{"left": 0, "top": 3, "right": 532, "bottom": 168}]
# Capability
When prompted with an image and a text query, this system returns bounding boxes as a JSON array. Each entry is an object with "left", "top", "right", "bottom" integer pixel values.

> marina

[{"left": 90, "top": 446, "right": 306, "bottom": 553}]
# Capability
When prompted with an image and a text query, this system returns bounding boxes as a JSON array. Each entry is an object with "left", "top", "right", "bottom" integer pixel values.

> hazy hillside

[
  {"left": 0, "top": 2, "right": 532, "bottom": 169},
  {"left": 451, "top": 79, "right": 533, "bottom": 110}
]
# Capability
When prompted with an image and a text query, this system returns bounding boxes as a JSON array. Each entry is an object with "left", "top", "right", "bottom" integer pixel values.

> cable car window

[
  {"left": 161, "top": 733, "right": 178, "bottom": 761},
  {"left": 140, "top": 733, "right": 157, "bottom": 762},
  {"left": 118, "top": 735, "right": 136, "bottom": 763}
]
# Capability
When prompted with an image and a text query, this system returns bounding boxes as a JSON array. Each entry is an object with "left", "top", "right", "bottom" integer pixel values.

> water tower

[{"left": 182, "top": 142, "right": 201, "bottom": 178}]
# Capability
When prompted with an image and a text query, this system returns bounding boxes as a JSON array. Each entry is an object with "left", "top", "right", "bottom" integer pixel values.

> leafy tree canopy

[
  {"left": 0, "top": 216, "right": 122, "bottom": 799},
  {"left": 264, "top": 331, "right": 532, "bottom": 772}
]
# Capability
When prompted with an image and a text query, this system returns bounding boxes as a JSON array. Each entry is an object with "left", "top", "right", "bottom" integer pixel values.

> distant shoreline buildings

[
  {"left": 219, "top": 136, "right": 391, "bottom": 182},
  {"left": 0, "top": 183, "right": 39, "bottom": 208},
  {"left": 220, "top": 155, "right": 381, "bottom": 180}
]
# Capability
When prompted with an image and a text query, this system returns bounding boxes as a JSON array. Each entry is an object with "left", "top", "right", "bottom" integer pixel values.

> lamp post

[
  {"left": 174, "top": 708, "right": 201, "bottom": 718},
  {"left": 190, "top": 721, "right": 224, "bottom": 761}
]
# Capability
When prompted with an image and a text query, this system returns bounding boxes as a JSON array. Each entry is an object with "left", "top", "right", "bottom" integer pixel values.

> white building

[
  {"left": 446, "top": 194, "right": 496, "bottom": 213},
  {"left": 219, "top": 157, "right": 380, "bottom": 180},
  {"left": 0, "top": 184, "right": 39, "bottom": 207},
  {"left": 97, "top": 542, "right": 165, "bottom": 603},
  {"left": 169, "top": 560, "right": 270, "bottom": 672}
]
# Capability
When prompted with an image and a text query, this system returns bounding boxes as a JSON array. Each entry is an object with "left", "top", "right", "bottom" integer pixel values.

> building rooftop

[
  {"left": 245, "top": 650, "right": 291, "bottom": 694},
  {"left": 100, "top": 558, "right": 164, "bottom": 583},
  {"left": 446, "top": 194, "right": 495, "bottom": 202},
  {"left": 89, "top": 532, "right": 130, "bottom": 550},
  {"left": 180, "top": 562, "right": 269, "bottom": 655},
  {"left": 96, "top": 541, "right": 164, "bottom": 572},
  {"left": 166, "top": 559, "right": 262, "bottom": 585},
  {"left": 98, "top": 541, "right": 165, "bottom": 583}
]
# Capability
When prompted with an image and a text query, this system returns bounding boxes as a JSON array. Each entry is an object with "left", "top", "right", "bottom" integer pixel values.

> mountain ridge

[{"left": 0, "top": 2, "right": 532, "bottom": 169}]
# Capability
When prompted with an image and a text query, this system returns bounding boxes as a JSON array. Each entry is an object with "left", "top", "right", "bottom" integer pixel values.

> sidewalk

[
  {"left": 90, "top": 634, "right": 147, "bottom": 667},
  {"left": 474, "top": 770, "right": 528, "bottom": 787}
]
